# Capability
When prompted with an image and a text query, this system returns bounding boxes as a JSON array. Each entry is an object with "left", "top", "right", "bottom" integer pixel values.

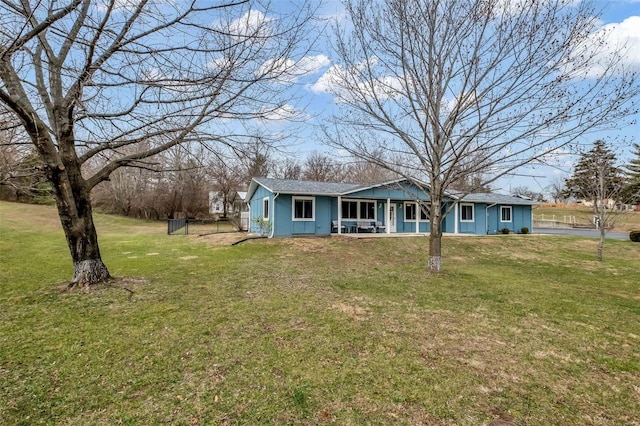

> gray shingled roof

[
  {"left": 248, "top": 177, "right": 539, "bottom": 206},
  {"left": 459, "top": 193, "right": 539, "bottom": 205},
  {"left": 253, "top": 177, "right": 362, "bottom": 196}
]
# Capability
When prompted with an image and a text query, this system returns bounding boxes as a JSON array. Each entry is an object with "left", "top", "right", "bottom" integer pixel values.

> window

[
  {"left": 341, "top": 201, "right": 358, "bottom": 219},
  {"left": 501, "top": 206, "right": 512, "bottom": 222},
  {"left": 460, "top": 203, "right": 474, "bottom": 222},
  {"left": 360, "top": 201, "right": 375, "bottom": 220},
  {"left": 341, "top": 200, "right": 376, "bottom": 220},
  {"left": 293, "top": 197, "right": 314, "bottom": 221},
  {"left": 262, "top": 197, "right": 270, "bottom": 220},
  {"left": 419, "top": 203, "right": 430, "bottom": 221},
  {"left": 405, "top": 203, "right": 416, "bottom": 220}
]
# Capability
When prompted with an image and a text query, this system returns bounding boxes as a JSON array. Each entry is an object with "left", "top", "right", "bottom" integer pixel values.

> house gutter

[
  {"left": 269, "top": 193, "right": 279, "bottom": 238},
  {"left": 486, "top": 202, "right": 498, "bottom": 234}
]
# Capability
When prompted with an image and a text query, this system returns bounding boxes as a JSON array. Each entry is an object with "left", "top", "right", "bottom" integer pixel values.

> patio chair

[
  {"left": 331, "top": 220, "right": 345, "bottom": 233},
  {"left": 375, "top": 221, "right": 386, "bottom": 233},
  {"left": 357, "top": 220, "right": 375, "bottom": 232}
]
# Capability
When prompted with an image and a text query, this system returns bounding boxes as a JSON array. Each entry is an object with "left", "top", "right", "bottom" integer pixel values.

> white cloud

[
  {"left": 309, "top": 58, "right": 403, "bottom": 102},
  {"left": 578, "top": 16, "right": 640, "bottom": 78},
  {"left": 296, "top": 55, "right": 332, "bottom": 76},
  {"left": 257, "top": 104, "right": 306, "bottom": 122},
  {"left": 308, "top": 64, "right": 344, "bottom": 94},
  {"left": 259, "top": 54, "right": 331, "bottom": 83},
  {"left": 212, "top": 9, "right": 272, "bottom": 39}
]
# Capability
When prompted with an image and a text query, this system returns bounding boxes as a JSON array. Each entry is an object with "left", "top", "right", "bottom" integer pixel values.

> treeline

[{"left": 1, "top": 137, "right": 397, "bottom": 219}]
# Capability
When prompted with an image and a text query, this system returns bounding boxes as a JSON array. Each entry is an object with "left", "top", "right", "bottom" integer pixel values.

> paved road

[{"left": 535, "top": 228, "right": 630, "bottom": 240}]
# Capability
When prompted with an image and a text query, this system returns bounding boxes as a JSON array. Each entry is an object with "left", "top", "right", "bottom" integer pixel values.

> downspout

[
  {"left": 269, "top": 193, "right": 279, "bottom": 238},
  {"left": 486, "top": 202, "right": 498, "bottom": 235}
]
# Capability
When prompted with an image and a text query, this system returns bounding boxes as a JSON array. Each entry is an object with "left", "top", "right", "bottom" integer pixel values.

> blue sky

[{"left": 264, "top": 0, "right": 640, "bottom": 195}]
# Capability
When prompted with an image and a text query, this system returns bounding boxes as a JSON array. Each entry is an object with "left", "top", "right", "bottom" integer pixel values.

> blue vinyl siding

[
  {"left": 486, "top": 204, "right": 533, "bottom": 234},
  {"left": 248, "top": 178, "right": 534, "bottom": 237},
  {"left": 273, "top": 195, "right": 292, "bottom": 237},
  {"left": 249, "top": 191, "right": 334, "bottom": 237},
  {"left": 249, "top": 186, "right": 272, "bottom": 234},
  {"left": 459, "top": 203, "right": 477, "bottom": 234},
  {"left": 289, "top": 195, "right": 332, "bottom": 236}
]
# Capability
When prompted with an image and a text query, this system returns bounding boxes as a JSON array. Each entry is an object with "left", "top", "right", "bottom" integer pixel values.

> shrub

[
  {"left": 521, "top": 227, "right": 529, "bottom": 234},
  {"left": 630, "top": 231, "right": 640, "bottom": 242},
  {"left": 500, "top": 228, "right": 510, "bottom": 234},
  {"left": 252, "top": 216, "right": 272, "bottom": 236}
]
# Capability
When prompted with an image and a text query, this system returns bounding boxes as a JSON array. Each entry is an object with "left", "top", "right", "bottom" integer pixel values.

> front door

[{"left": 389, "top": 203, "right": 397, "bottom": 233}]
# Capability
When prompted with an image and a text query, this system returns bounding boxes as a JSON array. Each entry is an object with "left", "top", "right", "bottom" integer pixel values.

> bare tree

[
  {"left": 0, "top": 1, "right": 315, "bottom": 286},
  {"left": 0, "top": 107, "right": 51, "bottom": 202},
  {"left": 511, "top": 186, "right": 544, "bottom": 202},
  {"left": 324, "top": 0, "right": 638, "bottom": 272},
  {"left": 209, "top": 153, "right": 244, "bottom": 218},
  {"left": 302, "top": 152, "right": 344, "bottom": 182},
  {"left": 273, "top": 157, "right": 302, "bottom": 180},
  {"left": 447, "top": 151, "right": 492, "bottom": 193},
  {"left": 242, "top": 150, "right": 271, "bottom": 183},
  {"left": 341, "top": 148, "right": 398, "bottom": 183},
  {"left": 547, "top": 178, "right": 568, "bottom": 204},
  {"left": 564, "top": 140, "right": 624, "bottom": 261},
  {"left": 344, "top": 159, "right": 397, "bottom": 184}
]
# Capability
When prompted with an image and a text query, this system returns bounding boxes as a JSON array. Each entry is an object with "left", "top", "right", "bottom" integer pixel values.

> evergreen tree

[
  {"left": 622, "top": 143, "right": 640, "bottom": 205},
  {"left": 564, "top": 140, "right": 623, "bottom": 204}
]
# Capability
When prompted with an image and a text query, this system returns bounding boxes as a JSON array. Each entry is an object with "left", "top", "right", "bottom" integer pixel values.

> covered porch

[{"left": 332, "top": 196, "right": 457, "bottom": 236}]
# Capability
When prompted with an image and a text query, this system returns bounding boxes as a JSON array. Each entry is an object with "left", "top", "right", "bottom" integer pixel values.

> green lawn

[{"left": 1, "top": 201, "right": 639, "bottom": 425}]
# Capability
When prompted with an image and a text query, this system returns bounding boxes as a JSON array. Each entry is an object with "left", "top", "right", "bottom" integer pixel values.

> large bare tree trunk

[
  {"left": 428, "top": 193, "right": 443, "bottom": 273},
  {"left": 428, "top": 231, "right": 443, "bottom": 273},
  {"left": 50, "top": 139, "right": 110, "bottom": 287}
]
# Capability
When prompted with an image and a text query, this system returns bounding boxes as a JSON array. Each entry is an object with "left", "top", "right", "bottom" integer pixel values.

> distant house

[
  {"left": 208, "top": 190, "right": 248, "bottom": 217},
  {"left": 246, "top": 177, "right": 537, "bottom": 237},
  {"left": 580, "top": 198, "right": 617, "bottom": 209}
]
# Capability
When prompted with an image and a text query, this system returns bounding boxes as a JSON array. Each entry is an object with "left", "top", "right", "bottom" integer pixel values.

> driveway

[{"left": 535, "top": 228, "right": 630, "bottom": 240}]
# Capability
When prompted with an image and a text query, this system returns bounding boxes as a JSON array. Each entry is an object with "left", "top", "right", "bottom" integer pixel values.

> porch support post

[
  {"left": 337, "top": 195, "right": 342, "bottom": 234},
  {"left": 386, "top": 198, "right": 390, "bottom": 234},
  {"left": 454, "top": 202, "right": 459, "bottom": 234},
  {"left": 416, "top": 201, "right": 419, "bottom": 234}
]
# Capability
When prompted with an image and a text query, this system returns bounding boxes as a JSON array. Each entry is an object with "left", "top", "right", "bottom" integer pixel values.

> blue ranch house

[{"left": 246, "top": 177, "right": 537, "bottom": 238}]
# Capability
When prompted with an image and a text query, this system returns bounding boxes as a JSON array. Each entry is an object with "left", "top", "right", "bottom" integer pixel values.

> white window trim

[
  {"left": 404, "top": 202, "right": 417, "bottom": 221},
  {"left": 404, "top": 202, "right": 430, "bottom": 221},
  {"left": 418, "top": 202, "right": 430, "bottom": 222},
  {"left": 500, "top": 206, "right": 512, "bottom": 222},
  {"left": 292, "top": 196, "right": 315, "bottom": 221},
  {"left": 262, "top": 197, "right": 270, "bottom": 221},
  {"left": 341, "top": 198, "right": 377, "bottom": 221},
  {"left": 341, "top": 199, "right": 359, "bottom": 219},
  {"left": 460, "top": 203, "right": 474, "bottom": 222}
]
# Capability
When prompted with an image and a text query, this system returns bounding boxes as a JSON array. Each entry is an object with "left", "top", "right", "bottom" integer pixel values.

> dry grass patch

[{"left": 195, "top": 232, "right": 256, "bottom": 246}]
